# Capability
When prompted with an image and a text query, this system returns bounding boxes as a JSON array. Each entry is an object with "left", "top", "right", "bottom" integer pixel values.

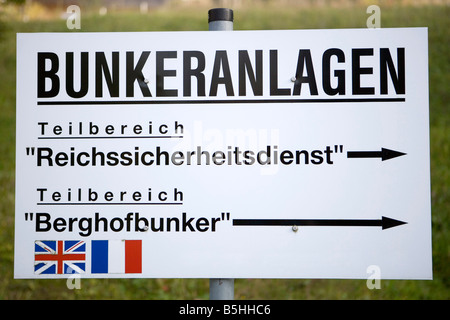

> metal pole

[
  {"left": 208, "top": 8, "right": 234, "bottom": 31},
  {"left": 210, "top": 278, "right": 234, "bottom": 300},
  {"left": 208, "top": 7, "right": 234, "bottom": 300}
]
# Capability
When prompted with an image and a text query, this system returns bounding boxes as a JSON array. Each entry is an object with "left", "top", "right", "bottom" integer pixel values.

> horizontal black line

[
  {"left": 232, "top": 216, "right": 407, "bottom": 230},
  {"left": 37, "top": 202, "right": 183, "bottom": 206},
  {"left": 347, "top": 151, "right": 381, "bottom": 158},
  {"left": 233, "top": 219, "right": 380, "bottom": 227},
  {"left": 37, "top": 135, "right": 183, "bottom": 140},
  {"left": 37, "top": 97, "right": 405, "bottom": 106}
]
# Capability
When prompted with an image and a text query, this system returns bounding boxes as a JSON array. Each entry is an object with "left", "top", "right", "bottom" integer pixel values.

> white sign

[{"left": 15, "top": 28, "right": 432, "bottom": 279}]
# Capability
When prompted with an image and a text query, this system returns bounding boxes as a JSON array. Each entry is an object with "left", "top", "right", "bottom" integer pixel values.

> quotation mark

[
  {"left": 26, "top": 147, "right": 35, "bottom": 156},
  {"left": 221, "top": 212, "right": 230, "bottom": 221}
]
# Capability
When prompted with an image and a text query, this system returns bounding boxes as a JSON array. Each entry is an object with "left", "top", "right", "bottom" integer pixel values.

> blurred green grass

[{"left": 0, "top": 4, "right": 448, "bottom": 299}]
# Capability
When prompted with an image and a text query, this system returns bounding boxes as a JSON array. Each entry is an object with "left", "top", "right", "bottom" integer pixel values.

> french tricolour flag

[{"left": 91, "top": 240, "right": 142, "bottom": 274}]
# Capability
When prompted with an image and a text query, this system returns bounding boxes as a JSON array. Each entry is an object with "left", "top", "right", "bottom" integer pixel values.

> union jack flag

[{"left": 34, "top": 240, "right": 86, "bottom": 275}]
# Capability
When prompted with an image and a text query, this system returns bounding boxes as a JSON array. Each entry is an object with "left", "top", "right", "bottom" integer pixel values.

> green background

[{"left": 0, "top": 1, "right": 448, "bottom": 299}]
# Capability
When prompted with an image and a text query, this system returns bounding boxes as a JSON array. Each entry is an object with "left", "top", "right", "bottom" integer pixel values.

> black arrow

[
  {"left": 347, "top": 148, "right": 406, "bottom": 161},
  {"left": 233, "top": 216, "right": 407, "bottom": 230}
]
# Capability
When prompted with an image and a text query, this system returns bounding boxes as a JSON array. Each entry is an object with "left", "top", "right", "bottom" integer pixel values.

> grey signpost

[{"left": 208, "top": 8, "right": 235, "bottom": 300}]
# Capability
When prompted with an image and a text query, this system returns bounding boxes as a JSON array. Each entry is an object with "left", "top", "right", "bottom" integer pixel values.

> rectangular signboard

[{"left": 15, "top": 28, "right": 432, "bottom": 279}]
